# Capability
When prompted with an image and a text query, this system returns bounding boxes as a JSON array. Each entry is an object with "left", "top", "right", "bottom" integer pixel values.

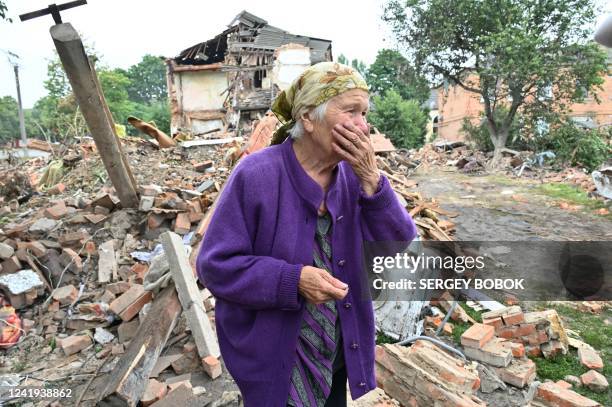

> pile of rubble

[{"left": 375, "top": 295, "right": 609, "bottom": 407}]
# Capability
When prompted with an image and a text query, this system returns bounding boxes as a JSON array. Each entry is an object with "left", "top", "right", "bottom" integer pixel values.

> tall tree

[
  {"left": 383, "top": 0, "right": 608, "bottom": 164},
  {"left": 124, "top": 54, "right": 167, "bottom": 103},
  {"left": 366, "top": 49, "right": 430, "bottom": 104},
  {"left": 0, "top": 1, "right": 10, "bottom": 22},
  {"left": 336, "top": 54, "right": 368, "bottom": 76},
  {"left": 0, "top": 96, "right": 19, "bottom": 142}
]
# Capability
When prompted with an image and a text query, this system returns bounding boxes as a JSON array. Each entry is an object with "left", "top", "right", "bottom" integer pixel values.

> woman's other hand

[
  {"left": 331, "top": 121, "right": 380, "bottom": 196},
  {"left": 298, "top": 266, "right": 348, "bottom": 304}
]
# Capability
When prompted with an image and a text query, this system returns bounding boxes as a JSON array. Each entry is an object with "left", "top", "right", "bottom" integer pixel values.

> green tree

[
  {"left": 123, "top": 54, "right": 167, "bottom": 103},
  {"left": 99, "top": 69, "right": 134, "bottom": 124},
  {"left": 337, "top": 54, "right": 348, "bottom": 65},
  {"left": 383, "top": 0, "right": 608, "bottom": 165},
  {"left": 368, "top": 90, "right": 428, "bottom": 149},
  {"left": 366, "top": 49, "right": 430, "bottom": 104},
  {"left": 0, "top": 0, "right": 11, "bottom": 22},
  {"left": 0, "top": 96, "right": 19, "bottom": 142}
]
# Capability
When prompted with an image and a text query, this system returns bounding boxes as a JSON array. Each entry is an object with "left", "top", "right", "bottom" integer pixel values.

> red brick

[
  {"left": 516, "top": 323, "right": 536, "bottom": 336},
  {"left": 525, "top": 345, "right": 542, "bottom": 357},
  {"left": 542, "top": 340, "right": 567, "bottom": 359},
  {"left": 172, "top": 352, "right": 199, "bottom": 375},
  {"left": 110, "top": 285, "right": 144, "bottom": 314},
  {"left": 107, "top": 281, "right": 131, "bottom": 295},
  {"left": 84, "top": 241, "right": 96, "bottom": 256},
  {"left": 460, "top": 323, "right": 494, "bottom": 349},
  {"left": 495, "top": 358, "right": 536, "bottom": 388},
  {"left": 193, "top": 161, "right": 213, "bottom": 173},
  {"left": 61, "top": 334, "right": 92, "bottom": 355},
  {"left": 507, "top": 342, "right": 525, "bottom": 358},
  {"left": 501, "top": 311, "right": 525, "bottom": 326},
  {"left": 59, "top": 230, "right": 89, "bottom": 247},
  {"left": 173, "top": 212, "right": 191, "bottom": 235},
  {"left": 131, "top": 263, "right": 148, "bottom": 284},
  {"left": 463, "top": 337, "right": 513, "bottom": 367},
  {"left": 59, "top": 248, "right": 82, "bottom": 273},
  {"left": 26, "top": 241, "right": 48, "bottom": 258},
  {"left": 147, "top": 213, "right": 167, "bottom": 229},
  {"left": 535, "top": 382, "right": 600, "bottom": 406},
  {"left": 580, "top": 370, "right": 608, "bottom": 393},
  {"left": 578, "top": 346, "right": 604, "bottom": 370},
  {"left": 502, "top": 293, "right": 519, "bottom": 306},
  {"left": 1, "top": 256, "right": 22, "bottom": 274},
  {"left": 118, "top": 291, "right": 152, "bottom": 321},
  {"left": 52, "top": 284, "right": 78, "bottom": 305},
  {"left": 141, "top": 379, "right": 167, "bottom": 406},
  {"left": 498, "top": 326, "right": 518, "bottom": 339},
  {"left": 202, "top": 355, "right": 222, "bottom": 379},
  {"left": 555, "top": 380, "right": 573, "bottom": 389},
  {"left": 44, "top": 201, "right": 68, "bottom": 219},
  {"left": 482, "top": 317, "right": 503, "bottom": 330},
  {"left": 47, "top": 183, "right": 66, "bottom": 195}
]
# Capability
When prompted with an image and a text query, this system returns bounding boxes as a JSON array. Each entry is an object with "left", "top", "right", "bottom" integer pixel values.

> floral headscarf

[{"left": 270, "top": 62, "right": 369, "bottom": 145}]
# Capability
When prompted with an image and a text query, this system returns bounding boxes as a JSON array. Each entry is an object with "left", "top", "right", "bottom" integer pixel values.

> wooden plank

[
  {"left": 98, "top": 286, "right": 181, "bottom": 406},
  {"left": 180, "top": 136, "right": 243, "bottom": 148},
  {"left": 161, "top": 232, "right": 220, "bottom": 359},
  {"left": 380, "top": 169, "right": 418, "bottom": 189}
]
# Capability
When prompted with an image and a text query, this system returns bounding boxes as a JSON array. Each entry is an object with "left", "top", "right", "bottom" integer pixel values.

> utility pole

[{"left": 2, "top": 50, "right": 28, "bottom": 150}]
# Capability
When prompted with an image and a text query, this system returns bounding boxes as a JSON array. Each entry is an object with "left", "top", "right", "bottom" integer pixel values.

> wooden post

[{"left": 50, "top": 23, "right": 139, "bottom": 208}]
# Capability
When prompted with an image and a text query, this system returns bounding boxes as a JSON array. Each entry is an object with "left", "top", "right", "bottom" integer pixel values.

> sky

[
  {"left": 0, "top": 0, "right": 392, "bottom": 108},
  {"left": 0, "top": 0, "right": 610, "bottom": 109}
]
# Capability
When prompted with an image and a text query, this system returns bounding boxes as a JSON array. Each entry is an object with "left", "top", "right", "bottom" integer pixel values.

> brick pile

[
  {"left": 481, "top": 306, "right": 568, "bottom": 359},
  {"left": 460, "top": 322, "right": 537, "bottom": 388},
  {"left": 376, "top": 339, "right": 485, "bottom": 406}
]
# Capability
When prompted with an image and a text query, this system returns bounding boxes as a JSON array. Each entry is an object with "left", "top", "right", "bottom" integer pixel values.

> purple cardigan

[{"left": 196, "top": 138, "right": 417, "bottom": 406}]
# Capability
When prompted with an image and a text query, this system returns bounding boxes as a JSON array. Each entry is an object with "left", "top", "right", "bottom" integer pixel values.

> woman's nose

[{"left": 353, "top": 114, "right": 369, "bottom": 133}]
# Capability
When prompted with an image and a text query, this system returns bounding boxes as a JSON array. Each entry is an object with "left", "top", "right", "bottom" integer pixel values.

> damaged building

[{"left": 165, "top": 10, "right": 333, "bottom": 137}]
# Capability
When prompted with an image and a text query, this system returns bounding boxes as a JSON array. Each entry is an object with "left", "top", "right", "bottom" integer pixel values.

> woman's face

[{"left": 308, "top": 89, "right": 370, "bottom": 160}]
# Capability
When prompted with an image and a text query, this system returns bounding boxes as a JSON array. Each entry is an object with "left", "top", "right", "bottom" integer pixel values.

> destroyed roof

[{"left": 175, "top": 10, "right": 332, "bottom": 65}]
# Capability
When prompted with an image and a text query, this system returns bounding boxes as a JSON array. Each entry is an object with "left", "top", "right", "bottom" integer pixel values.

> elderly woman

[{"left": 196, "top": 62, "right": 417, "bottom": 407}]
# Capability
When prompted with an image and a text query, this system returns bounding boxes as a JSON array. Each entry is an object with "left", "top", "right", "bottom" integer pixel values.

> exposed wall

[
  {"left": 178, "top": 70, "right": 227, "bottom": 112},
  {"left": 436, "top": 73, "right": 612, "bottom": 141},
  {"left": 272, "top": 44, "right": 311, "bottom": 91}
]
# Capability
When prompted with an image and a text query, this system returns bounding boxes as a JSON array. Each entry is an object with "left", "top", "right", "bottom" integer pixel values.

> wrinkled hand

[
  {"left": 298, "top": 266, "right": 348, "bottom": 304},
  {"left": 331, "top": 121, "right": 380, "bottom": 196}
]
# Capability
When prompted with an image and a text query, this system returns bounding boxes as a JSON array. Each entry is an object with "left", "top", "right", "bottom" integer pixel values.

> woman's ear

[{"left": 301, "top": 112, "right": 315, "bottom": 133}]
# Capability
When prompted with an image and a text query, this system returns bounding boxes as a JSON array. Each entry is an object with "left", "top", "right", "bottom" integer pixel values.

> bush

[
  {"left": 129, "top": 100, "right": 171, "bottom": 135},
  {"left": 547, "top": 122, "right": 611, "bottom": 171},
  {"left": 368, "top": 90, "right": 428, "bottom": 149}
]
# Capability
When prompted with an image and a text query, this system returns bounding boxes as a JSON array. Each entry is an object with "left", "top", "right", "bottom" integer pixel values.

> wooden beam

[
  {"left": 98, "top": 286, "right": 181, "bottom": 406},
  {"left": 161, "top": 232, "right": 220, "bottom": 359},
  {"left": 50, "top": 23, "right": 139, "bottom": 208}
]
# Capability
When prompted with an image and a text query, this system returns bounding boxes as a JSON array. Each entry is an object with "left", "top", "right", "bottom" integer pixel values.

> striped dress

[{"left": 287, "top": 211, "right": 344, "bottom": 407}]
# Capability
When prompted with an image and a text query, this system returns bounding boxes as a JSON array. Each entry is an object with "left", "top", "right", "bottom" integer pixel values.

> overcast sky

[
  {"left": 1, "top": 0, "right": 610, "bottom": 109},
  {"left": 0, "top": 0, "right": 392, "bottom": 108}
]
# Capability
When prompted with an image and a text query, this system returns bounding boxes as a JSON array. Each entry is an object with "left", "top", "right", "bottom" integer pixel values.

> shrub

[
  {"left": 368, "top": 90, "right": 428, "bottom": 149},
  {"left": 461, "top": 107, "right": 522, "bottom": 152},
  {"left": 547, "top": 122, "right": 611, "bottom": 171}
]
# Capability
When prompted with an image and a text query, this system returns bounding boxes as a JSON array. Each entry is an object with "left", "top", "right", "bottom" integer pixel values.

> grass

[
  {"left": 531, "top": 303, "right": 612, "bottom": 405},
  {"left": 535, "top": 183, "right": 611, "bottom": 219},
  {"left": 376, "top": 331, "right": 397, "bottom": 345}
]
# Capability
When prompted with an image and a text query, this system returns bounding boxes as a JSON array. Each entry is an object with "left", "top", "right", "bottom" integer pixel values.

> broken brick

[
  {"left": 516, "top": 323, "right": 536, "bottom": 336},
  {"left": 555, "top": 380, "right": 573, "bottom": 389},
  {"left": 0, "top": 242, "right": 15, "bottom": 259},
  {"left": 482, "top": 317, "right": 503, "bottom": 330},
  {"left": 142, "top": 379, "right": 167, "bottom": 407},
  {"left": 44, "top": 201, "right": 68, "bottom": 220},
  {"left": 59, "top": 248, "right": 82, "bottom": 273},
  {"left": 193, "top": 161, "right": 213, "bottom": 173},
  {"left": 118, "top": 291, "right": 153, "bottom": 321},
  {"left": 460, "top": 323, "right": 494, "bottom": 349},
  {"left": 580, "top": 370, "right": 608, "bottom": 393},
  {"left": 535, "top": 382, "right": 600, "bottom": 407},
  {"left": 202, "top": 355, "right": 222, "bottom": 379},
  {"left": 47, "top": 183, "right": 66, "bottom": 195},
  {"left": 107, "top": 281, "right": 131, "bottom": 295},
  {"left": 26, "top": 241, "right": 48, "bottom": 258},
  {"left": 173, "top": 212, "right": 191, "bottom": 235},
  {"left": 494, "top": 358, "right": 536, "bottom": 388},
  {"left": 58, "top": 230, "right": 89, "bottom": 247},
  {"left": 463, "top": 338, "right": 513, "bottom": 367},
  {"left": 52, "top": 284, "right": 78, "bottom": 305},
  {"left": 147, "top": 213, "right": 167, "bottom": 229},
  {"left": 578, "top": 346, "right": 603, "bottom": 370},
  {"left": 61, "top": 334, "right": 92, "bottom": 355},
  {"left": 171, "top": 352, "right": 199, "bottom": 375},
  {"left": 110, "top": 285, "right": 145, "bottom": 315},
  {"left": 542, "top": 340, "right": 567, "bottom": 359},
  {"left": 1, "top": 256, "right": 22, "bottom": 274}
]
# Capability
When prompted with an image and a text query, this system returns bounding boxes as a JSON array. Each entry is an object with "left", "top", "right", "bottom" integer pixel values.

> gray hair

[{"left": 289, "top": 100, "right": 330, "bottom": 140}]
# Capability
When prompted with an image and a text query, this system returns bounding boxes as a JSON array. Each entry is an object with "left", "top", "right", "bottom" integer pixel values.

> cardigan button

[
  {"left": 358, "top": 382, "right": 366, "bottom": 388},
  {"left": 351, "top": 342, "right": 359, "bottom": 349},
  {"left": 338, "top": 259, "right": 346, "bottom": 266},
  {"left": 344, "top": 302, "right": 352, "bottom": 309},
  {"left": 336, "top": 215, "right": 344, "bottom": 222}
]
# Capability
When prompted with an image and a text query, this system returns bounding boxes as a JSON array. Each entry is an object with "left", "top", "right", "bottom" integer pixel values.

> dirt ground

[{"left": 411, "top": 168, "right": 612, "bottom": 241}]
